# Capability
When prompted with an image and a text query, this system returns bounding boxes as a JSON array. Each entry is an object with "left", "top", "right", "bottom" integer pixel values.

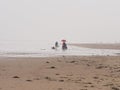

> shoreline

[{"left": 0, "top": 43, "right": 120, "bottom": 57}]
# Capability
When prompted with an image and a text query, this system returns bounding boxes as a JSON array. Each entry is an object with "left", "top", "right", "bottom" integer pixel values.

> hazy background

[{"left": 0, "top": 0, "right": 120, "bottom": 43}]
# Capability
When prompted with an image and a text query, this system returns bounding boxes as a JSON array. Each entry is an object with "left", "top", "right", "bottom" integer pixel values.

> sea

[{"left": 0, "top": 41, "right": 120, "bottom": 57}]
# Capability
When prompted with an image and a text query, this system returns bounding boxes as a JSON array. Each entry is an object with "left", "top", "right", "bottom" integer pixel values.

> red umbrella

[{"left": 61, "top": 39, "right": 66, "bottom": 43}]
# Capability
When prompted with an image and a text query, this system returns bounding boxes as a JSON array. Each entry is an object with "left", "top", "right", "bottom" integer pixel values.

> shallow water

[{"left": 0, "top": 41, "right": 120, "bottom": 57}]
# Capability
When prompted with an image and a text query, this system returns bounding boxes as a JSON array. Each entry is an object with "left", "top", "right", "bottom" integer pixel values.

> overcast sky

[{"left": 0, "top": 0, "right": 120, "bottom": 43}]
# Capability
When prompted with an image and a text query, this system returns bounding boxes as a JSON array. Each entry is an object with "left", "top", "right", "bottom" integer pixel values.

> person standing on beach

[
  {"left": 61, "top": 39, "right": 67, "bottom": 51},
  {"left": 62, "top": 42, "right": 67, "bottom": 50},
  {"left": 55, "top": 41, "right": 59, "bottom": 48}
]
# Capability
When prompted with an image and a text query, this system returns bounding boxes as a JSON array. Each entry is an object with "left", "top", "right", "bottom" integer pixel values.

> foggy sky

[{"left": 0, "top": 0, "right": 120, "bottom": 43}]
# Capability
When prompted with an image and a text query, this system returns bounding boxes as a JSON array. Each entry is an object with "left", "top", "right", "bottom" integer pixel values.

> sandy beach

[
  {"left": 1, "top": 0, "right": 120, "bottom": 89},
  {"left": 0, "top": 56, "right": 120, "bottom": 90}
]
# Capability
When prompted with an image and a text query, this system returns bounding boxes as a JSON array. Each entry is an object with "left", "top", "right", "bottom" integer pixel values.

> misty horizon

[{"left": 0, "top": 0, "right": 120, "bottom": 43}]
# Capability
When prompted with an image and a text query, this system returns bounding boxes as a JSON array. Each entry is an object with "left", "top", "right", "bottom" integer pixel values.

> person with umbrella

[{"left": 61, "top": 39, "right": 67, "bottom": 50}]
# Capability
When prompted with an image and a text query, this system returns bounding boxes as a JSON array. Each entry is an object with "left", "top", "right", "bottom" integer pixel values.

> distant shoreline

[{"left": 69, "top": 43, "right": 120, "bottom": 50}]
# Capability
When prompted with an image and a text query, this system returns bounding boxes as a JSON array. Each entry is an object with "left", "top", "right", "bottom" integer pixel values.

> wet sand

[{"left": 0, "top": 56, "right": 120, "bottom": 90}]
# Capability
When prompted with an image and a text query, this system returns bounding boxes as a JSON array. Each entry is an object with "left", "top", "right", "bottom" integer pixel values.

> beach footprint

[{"left": 12, "top": 76, "right": 20, "bottom": 78}]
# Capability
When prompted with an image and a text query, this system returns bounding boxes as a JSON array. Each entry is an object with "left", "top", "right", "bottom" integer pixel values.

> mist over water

[
  {"left": 0, "top": 40, "right": 52, "bottom": 52},
  {"left": 0, "top": 0, "right": 120, "bottom": 43}
]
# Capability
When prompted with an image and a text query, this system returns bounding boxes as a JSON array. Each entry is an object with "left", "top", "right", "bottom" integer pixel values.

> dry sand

[{"left": 0, "top": 56, "right": 120, "bottom": 90}]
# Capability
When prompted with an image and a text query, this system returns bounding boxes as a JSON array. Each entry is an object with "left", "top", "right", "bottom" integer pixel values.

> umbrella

[{"left": 61, "top": 39, "right": 66, "bottom": 43}]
